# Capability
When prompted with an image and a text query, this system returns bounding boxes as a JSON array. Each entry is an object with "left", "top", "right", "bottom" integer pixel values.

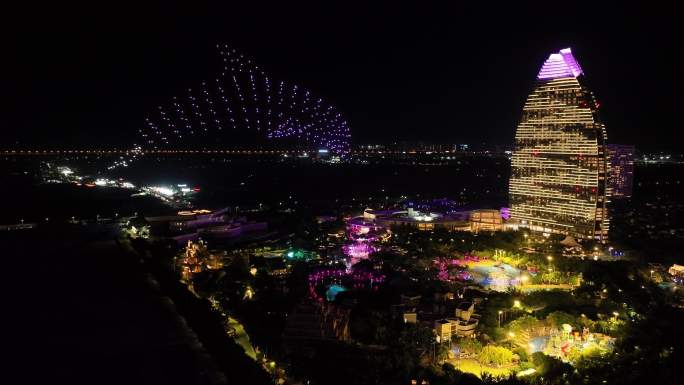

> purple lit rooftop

[{"left": 537, "top": 48, "right": 584, "bottom": 80}]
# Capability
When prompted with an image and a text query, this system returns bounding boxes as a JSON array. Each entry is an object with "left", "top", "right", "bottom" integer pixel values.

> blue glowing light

[{"left": 325, "top": 284, "right": 347, "bottom": 301}]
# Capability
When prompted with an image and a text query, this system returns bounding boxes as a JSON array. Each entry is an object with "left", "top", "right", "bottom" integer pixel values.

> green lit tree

[
  {"left": 478, "top": 345, "right": 514, "bottom": 366},
  {"left": 546, "top": 311, "right": 576, "bottom": 329}
]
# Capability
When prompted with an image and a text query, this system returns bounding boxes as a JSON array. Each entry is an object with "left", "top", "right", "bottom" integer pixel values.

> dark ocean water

[
  {"left": 2, "top": 155, "right": 682, "bottom": 224},
  {"left": 0, "top": 155, "right": 511, "bottom": 223}
]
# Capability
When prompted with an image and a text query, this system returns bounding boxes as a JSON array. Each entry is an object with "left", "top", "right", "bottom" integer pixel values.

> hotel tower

[{"left": 509, "top": 48, "right": 610, "bottom": 242}]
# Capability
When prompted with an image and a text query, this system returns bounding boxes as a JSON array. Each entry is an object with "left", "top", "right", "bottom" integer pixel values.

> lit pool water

[{"left": 326, "top": 284, "right": 347, "bottom": 301}]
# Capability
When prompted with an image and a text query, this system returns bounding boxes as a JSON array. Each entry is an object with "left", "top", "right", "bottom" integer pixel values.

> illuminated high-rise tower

[{"left": 509, "top": 48, "right": 610, "bottom": 242}]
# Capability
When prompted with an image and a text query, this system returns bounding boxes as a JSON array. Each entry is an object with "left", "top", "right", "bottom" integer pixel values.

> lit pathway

[
  {"left": 227, "top": 317, "right": 256, "bottom": 359},
  {"left": 519, "top": 283, "right": 573, "bottom": 292},
  {"left": 206, "top": 297, "right": 258, "bottom": 360}
]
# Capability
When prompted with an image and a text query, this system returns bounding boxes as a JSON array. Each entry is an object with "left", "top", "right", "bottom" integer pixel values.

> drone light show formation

[{"left": 139, "top": 44, "right": 351, "bottom": 155}]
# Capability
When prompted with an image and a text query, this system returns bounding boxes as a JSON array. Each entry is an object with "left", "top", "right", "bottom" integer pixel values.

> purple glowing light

[
  {"left": 537, "top": 48, "right": 584, "bottom": 80},
  {"left": 138, "top": 44, "right": 351, "bottom": 155},
  {"left": 349, "top": 224, "right": 370, "bottom": 235}
]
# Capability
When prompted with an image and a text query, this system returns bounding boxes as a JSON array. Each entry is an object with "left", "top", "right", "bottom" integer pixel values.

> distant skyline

[{"left": 2, "top": 2, "right": 680, "bottom": 150}]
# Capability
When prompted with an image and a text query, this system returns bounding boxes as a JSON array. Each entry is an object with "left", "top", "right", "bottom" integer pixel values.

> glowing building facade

[
  {"left": 510, "top": 48, "right": 610, "bottom": 242},
  {"left": 607, "top": 144, "right": 635, "bottom": 198}
]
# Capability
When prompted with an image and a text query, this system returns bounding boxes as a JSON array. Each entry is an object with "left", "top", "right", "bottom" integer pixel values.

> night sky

[{"left": 2, "top": 2, "right": 681, "bottom": 150}]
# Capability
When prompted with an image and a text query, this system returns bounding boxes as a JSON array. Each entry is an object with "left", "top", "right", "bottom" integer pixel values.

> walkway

[{"left": 227, "top": 317, "right": 257, "bottom": 359}]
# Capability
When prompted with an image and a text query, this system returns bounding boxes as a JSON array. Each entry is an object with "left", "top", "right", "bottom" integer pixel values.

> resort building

[
  {"left": 607, "top": 144, "right": 635, "bottom": 198},
  {"left": 509, "top": 48, "right": 610, "bottom": 242}
]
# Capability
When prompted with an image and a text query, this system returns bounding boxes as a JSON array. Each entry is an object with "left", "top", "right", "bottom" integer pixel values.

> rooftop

[{"left": 537, "top": 48, "right": 584, "bottom": 80}]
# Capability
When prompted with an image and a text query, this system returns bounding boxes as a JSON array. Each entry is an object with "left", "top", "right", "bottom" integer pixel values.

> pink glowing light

[
  {"left": 343, "top": 243, "right": 377, "bottom": 259},
  {"left": 537, "top": 48, "right": 584, "bottom": 80},
  {"left": 433, "top": 257, "right": 472, "bottom": 282},
  {"left": 464, "top": 254, "right": 483, "bottom": 262},
  {"left": 349, "top": 223, "right": 370, "bottom": 235},
  {"left": 307, "top": 266, "right": 385, "bottom": 302}
]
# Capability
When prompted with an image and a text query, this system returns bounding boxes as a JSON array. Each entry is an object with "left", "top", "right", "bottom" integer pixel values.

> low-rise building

[
  {"left": 470, "top": 209, "right": 504, "bottom": 232},
  {"left": 403, "top": 312, "right": 417, "bottom": 324},
  {"left": 435, "top": 301, "right": 481, "bottom": 339},
  {"left": 435, "top": 319, "right": 452, "bottom": 342}
]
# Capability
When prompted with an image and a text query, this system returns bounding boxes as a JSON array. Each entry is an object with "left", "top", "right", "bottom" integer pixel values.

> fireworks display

[{"left": 139, "top": 44, "right": 351, "bottom": 154}]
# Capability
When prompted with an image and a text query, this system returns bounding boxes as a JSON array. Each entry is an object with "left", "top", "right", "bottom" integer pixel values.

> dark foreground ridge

[{"left": 6, "top": 225, "right": 268, "bottom": 384}]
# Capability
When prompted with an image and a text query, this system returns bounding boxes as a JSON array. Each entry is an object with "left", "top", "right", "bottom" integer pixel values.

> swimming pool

[{"left": 326, "top": 284, "right": 348, "bottom": 301}]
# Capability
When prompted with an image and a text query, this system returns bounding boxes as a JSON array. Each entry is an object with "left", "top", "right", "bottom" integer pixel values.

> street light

[
  {"left": 244, "top": 287, "right": 254, "bottom": 300},
  {"left": 433, "top": 335, "right": 441, "bottom": 363},
  {"left": 498, "top": 310, "right": 503, "bottom": 327},
  {"left": 508, "top": 332, "right": 516, "bottom": 349}
]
